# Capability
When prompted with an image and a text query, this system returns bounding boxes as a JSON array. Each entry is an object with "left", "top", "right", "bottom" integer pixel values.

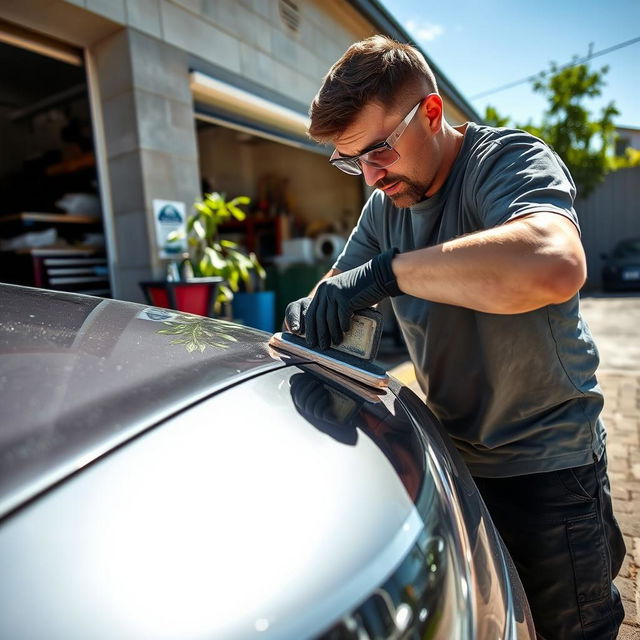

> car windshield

[{"left": 613, "top": 239, "right": 640, "bottom": 258}]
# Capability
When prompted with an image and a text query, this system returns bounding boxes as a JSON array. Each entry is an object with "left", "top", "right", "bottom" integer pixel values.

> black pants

[{"left": 474, "top": 452, "right": 626, "bottom": 640}]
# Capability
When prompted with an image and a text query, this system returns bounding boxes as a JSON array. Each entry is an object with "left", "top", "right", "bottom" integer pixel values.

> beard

[{"left": 376, "top": 172, "right": 434, "bottom": 208}]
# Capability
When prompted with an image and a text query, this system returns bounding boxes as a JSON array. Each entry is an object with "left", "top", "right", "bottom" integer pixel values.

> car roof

[{"left": 0, "top": 284, "right": 293, "bottom": 518}]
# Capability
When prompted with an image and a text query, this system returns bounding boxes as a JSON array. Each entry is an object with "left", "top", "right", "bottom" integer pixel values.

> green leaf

[
  {"left": 220, "top": 239, "right": 239, "bottom": 249},
  {"left": 229, "top": 196, "right": 250, "bottom": 207},
  {"left": 194, "top": 202, "right": 211, "bottom": 216},
  {"left": 227, "top": 271, "right": 240, "bottom": 291},
  {"left": 249, "top": 252, "right": 266, "bottom": 280},
  {"left": 199, "top": 253, "right": 212, "bottom": 277},
  {"left": 193, "top": 219, "right": 206, "bottom": 240},
  {"left": 204, "top": 246, "right": 226, "bottom": 270},
  {"left": 228, "top": 249, "right": 253, "bottom": 267},
  {"left": 218, "top": 284, "right": 234, "bottom": 302},
  {"left": 167, "top": 229, "right": 185, "bottom": 242},
  {"left": 227, "top": 204, "right": 247, "bottom": 221}
]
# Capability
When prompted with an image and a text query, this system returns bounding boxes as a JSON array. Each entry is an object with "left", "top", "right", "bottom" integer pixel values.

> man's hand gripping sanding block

[{"left": 269, "top": 308, "right": 389, "bottom": 388}]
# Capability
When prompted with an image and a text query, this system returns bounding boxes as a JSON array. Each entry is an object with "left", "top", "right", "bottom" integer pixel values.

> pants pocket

[
  {"left": 566, "top": 513, "right": 612, "bottom": 632},
  {"left": 555, "top": 465, "right": 596, "bottom": 502}
]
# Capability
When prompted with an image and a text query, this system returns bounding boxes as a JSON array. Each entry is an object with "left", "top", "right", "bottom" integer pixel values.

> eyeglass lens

[{"left": 332, "top": 147, "right": 400, "bottom": 175}]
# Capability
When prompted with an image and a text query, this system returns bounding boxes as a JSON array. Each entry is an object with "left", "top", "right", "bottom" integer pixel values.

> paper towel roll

[{"left": 314, "top": 234, "right": 346, "bottom": 262}]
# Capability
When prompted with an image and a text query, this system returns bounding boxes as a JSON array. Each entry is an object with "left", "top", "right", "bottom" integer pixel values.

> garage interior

[
  {"left": 0, "top": 33, "right": 110, "bottom": 296},
  {"left": 194, "top": 113, "right": 368, "bottom": 321}
]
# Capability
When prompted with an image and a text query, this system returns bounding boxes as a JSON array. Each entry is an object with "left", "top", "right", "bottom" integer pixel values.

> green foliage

[
  {"left": 156, "top": 315, "right": 239, "bottom": 352},
  {"left": 608, "top": 146, "right": 640, "bottom": 170},
  {"left": 483, "top": 59, "right": 630, "bottom": 198},
  {"left": 483, "top": 105, "right": 510, "bottom": 128},
  {"left": 169, "top": 192, "right": 266, "bottom": 306}
]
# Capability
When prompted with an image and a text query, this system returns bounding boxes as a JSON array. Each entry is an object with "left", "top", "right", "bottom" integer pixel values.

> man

[{"left": 285, "top": 36, "right": 626, "bottom": 639}]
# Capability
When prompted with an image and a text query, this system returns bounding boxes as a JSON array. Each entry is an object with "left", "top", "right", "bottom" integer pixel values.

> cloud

[{"left": 405, "top": 18, "right": 444, "bottom": 42}]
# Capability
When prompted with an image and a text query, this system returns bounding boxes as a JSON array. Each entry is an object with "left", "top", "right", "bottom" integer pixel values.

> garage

[{"left": 0, "top": 22, "right": 110, "bottom": 296}]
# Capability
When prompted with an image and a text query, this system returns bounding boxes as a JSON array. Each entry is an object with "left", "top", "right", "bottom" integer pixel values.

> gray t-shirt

[{"left": 334, "top": 122, "right": 605, "bottom": 477}]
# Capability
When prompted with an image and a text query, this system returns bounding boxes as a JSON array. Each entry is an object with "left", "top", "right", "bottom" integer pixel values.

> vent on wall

[{"left": 279, "top": 0, "right": 300, "bottom": 33}]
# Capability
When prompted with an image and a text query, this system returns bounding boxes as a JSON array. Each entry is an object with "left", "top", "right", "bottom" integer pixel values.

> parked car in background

[
  {"left": 0, "top": 284, "right": 534, "bottom": 639},
  {"left": 601, "top": 237, "right": 640, "bottom": 292}
]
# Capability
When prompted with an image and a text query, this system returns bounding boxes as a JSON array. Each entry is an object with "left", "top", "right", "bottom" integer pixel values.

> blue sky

[{"left": 378, "top": 0, "right": 640, "bottom": 130}]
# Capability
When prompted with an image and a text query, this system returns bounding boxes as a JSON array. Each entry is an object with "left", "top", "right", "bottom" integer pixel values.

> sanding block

[{"left": 269, "top": 308, "right": 389, "bottom": 388}]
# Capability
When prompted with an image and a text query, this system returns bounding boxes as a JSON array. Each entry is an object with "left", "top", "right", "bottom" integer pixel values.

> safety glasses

[{"left": 329, "top": 98, "right": 424, "bottom": 175}]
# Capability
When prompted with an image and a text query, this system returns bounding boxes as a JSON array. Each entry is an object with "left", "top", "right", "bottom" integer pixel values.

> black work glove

[
  {"left": 306, "top": 248, "right": 401, "bottom": 350},
  {"left": 284, "top": 296, "right": 312, "bottom": 334}
]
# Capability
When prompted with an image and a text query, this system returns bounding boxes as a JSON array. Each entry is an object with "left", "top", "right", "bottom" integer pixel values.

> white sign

[
  {"left": 137, "top": 308, "right": 180, "bottom": 322},
  {"left": 153, "top": 199, "right": 187, "bottom": 259}
]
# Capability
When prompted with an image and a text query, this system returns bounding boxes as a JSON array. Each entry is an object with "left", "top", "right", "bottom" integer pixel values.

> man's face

[{"left": 331, "top": 100, "right": 440, "bottom": 208}]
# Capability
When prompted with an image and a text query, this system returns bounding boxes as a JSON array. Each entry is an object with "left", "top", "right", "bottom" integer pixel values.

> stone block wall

[{"left": 74, "top": 0, "right": 375, "bottom": 110}]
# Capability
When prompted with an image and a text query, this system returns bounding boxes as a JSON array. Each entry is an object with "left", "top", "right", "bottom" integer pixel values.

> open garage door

[{"left": 0, "top": 21, "right": 111, "bottom": 296}]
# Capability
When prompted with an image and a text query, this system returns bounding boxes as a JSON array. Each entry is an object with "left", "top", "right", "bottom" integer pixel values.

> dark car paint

[
  {"left": 0, "top": 284, "right": 306, "bottom": 519},
  {"left": 0, "top": 284, "right": 535, "bottom": 638},
  {"left": 601, "top": 238, "right": 640, "bottom": 291},
  {"left": 394, "top": 383, "right": 534, "bottom": 635}
]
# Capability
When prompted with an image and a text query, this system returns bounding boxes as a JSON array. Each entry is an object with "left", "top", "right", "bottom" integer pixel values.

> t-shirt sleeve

[
  {"left": 332, "top": 191, "right": 383, "bottom": 271},
  {"left": 472, "top": 134, "right": 580, "bottom": 232}
]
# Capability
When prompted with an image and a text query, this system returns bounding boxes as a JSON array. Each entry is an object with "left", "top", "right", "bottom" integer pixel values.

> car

[
  {"left": 0, "top": 283, "right": 534, "bottom": 639},
  {"left": 601, "top": 237, "right": 640, "bottom": 292}
]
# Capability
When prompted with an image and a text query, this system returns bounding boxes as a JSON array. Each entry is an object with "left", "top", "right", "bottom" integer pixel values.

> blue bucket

[{"left": 232, "top": 291, "right": 276, "bottom": 333}]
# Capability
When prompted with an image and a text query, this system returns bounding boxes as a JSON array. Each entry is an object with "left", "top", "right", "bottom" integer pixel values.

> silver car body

[{"left": 0, "top": 284, "right": 534, "bottom": 638}]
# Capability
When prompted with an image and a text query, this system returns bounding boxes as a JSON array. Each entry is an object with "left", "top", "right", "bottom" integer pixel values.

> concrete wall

[
  {"left": 61, "top": 0, "right": 373, "bottom": 110},
  {"left": 91, "top": 28, "right": 200, "bottom": 301},
  {"left": 577, "top": 166, "right": 640, "bottom": 290},
  {"left": 63, "top": 0, "right": 469, "bottom": 122}
]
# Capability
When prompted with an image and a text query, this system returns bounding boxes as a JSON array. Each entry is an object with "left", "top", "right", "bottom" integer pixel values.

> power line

[{"left": 469, "top": 35, "right": 640, "bottom": 100}]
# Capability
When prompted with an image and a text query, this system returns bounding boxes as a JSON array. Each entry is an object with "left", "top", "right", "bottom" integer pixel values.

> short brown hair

[{"left": 308, "top": 35, "right": 438, "bottom": 143}]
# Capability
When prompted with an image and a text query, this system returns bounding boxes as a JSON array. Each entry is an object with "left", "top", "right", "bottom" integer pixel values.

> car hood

[
  {"left": 0, "top": 366, "right": 427, "bottom": 639},
  {"left": 0, "top": 285, "right": 295, "bottom": 518}
]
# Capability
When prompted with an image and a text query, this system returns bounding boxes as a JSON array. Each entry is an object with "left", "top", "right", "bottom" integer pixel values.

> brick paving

[
  {"left": 387, "top": 364, "right": 640, "bottom": 638},
  {"left": 599, "top": 371, "right": 640, "bottom": 638}
]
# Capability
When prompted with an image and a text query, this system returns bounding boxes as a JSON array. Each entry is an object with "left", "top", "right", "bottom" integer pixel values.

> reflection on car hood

[
  {"left": 0, "top": 285, "right": 292, "bottom": 518},
  {"left": 0, "top": 368, "right": 425, "bottom": 639}
]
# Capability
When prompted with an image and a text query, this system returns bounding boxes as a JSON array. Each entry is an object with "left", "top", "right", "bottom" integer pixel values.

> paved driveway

[
  {"left": 580, "top": 294, "right": 640, "bottom": 639},
  {"left": 581, "top": 294, "right": 640, "bottom": 373}
]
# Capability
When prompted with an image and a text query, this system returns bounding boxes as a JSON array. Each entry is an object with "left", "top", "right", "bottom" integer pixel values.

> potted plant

[{"left": 170, "top": 192, "right": 274, "bottom": 330}]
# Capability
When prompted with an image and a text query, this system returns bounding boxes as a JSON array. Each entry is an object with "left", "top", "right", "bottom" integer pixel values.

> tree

[{"left": 484, "top": 59, "right": 634, "bottom": 198}]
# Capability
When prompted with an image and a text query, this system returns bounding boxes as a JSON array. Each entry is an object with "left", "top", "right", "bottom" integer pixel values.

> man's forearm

[{"left": 391, "top": 212, "right": 586, "bottom": 314}]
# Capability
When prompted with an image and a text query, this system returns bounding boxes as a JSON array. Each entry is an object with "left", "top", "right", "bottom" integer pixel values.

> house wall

[
  {"left": 577, "top": 166, "right": 640, "bottom": 290},
  {"left": 3, "top": 0, "right": 476, "bottom": 301},
  {"left": 615, "top": 127, "right": 640, "bottom": 156},
  {"left": 56, "top": 0, "right": 372, "bottom": 110}
]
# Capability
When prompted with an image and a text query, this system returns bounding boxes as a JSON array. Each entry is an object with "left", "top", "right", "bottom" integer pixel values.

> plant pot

[
  {"left": 140, "top": 277, "right": 224, "bottom": 317},
  {"left": 232, "top": 290, "right": 275, "bottom": 333}
]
